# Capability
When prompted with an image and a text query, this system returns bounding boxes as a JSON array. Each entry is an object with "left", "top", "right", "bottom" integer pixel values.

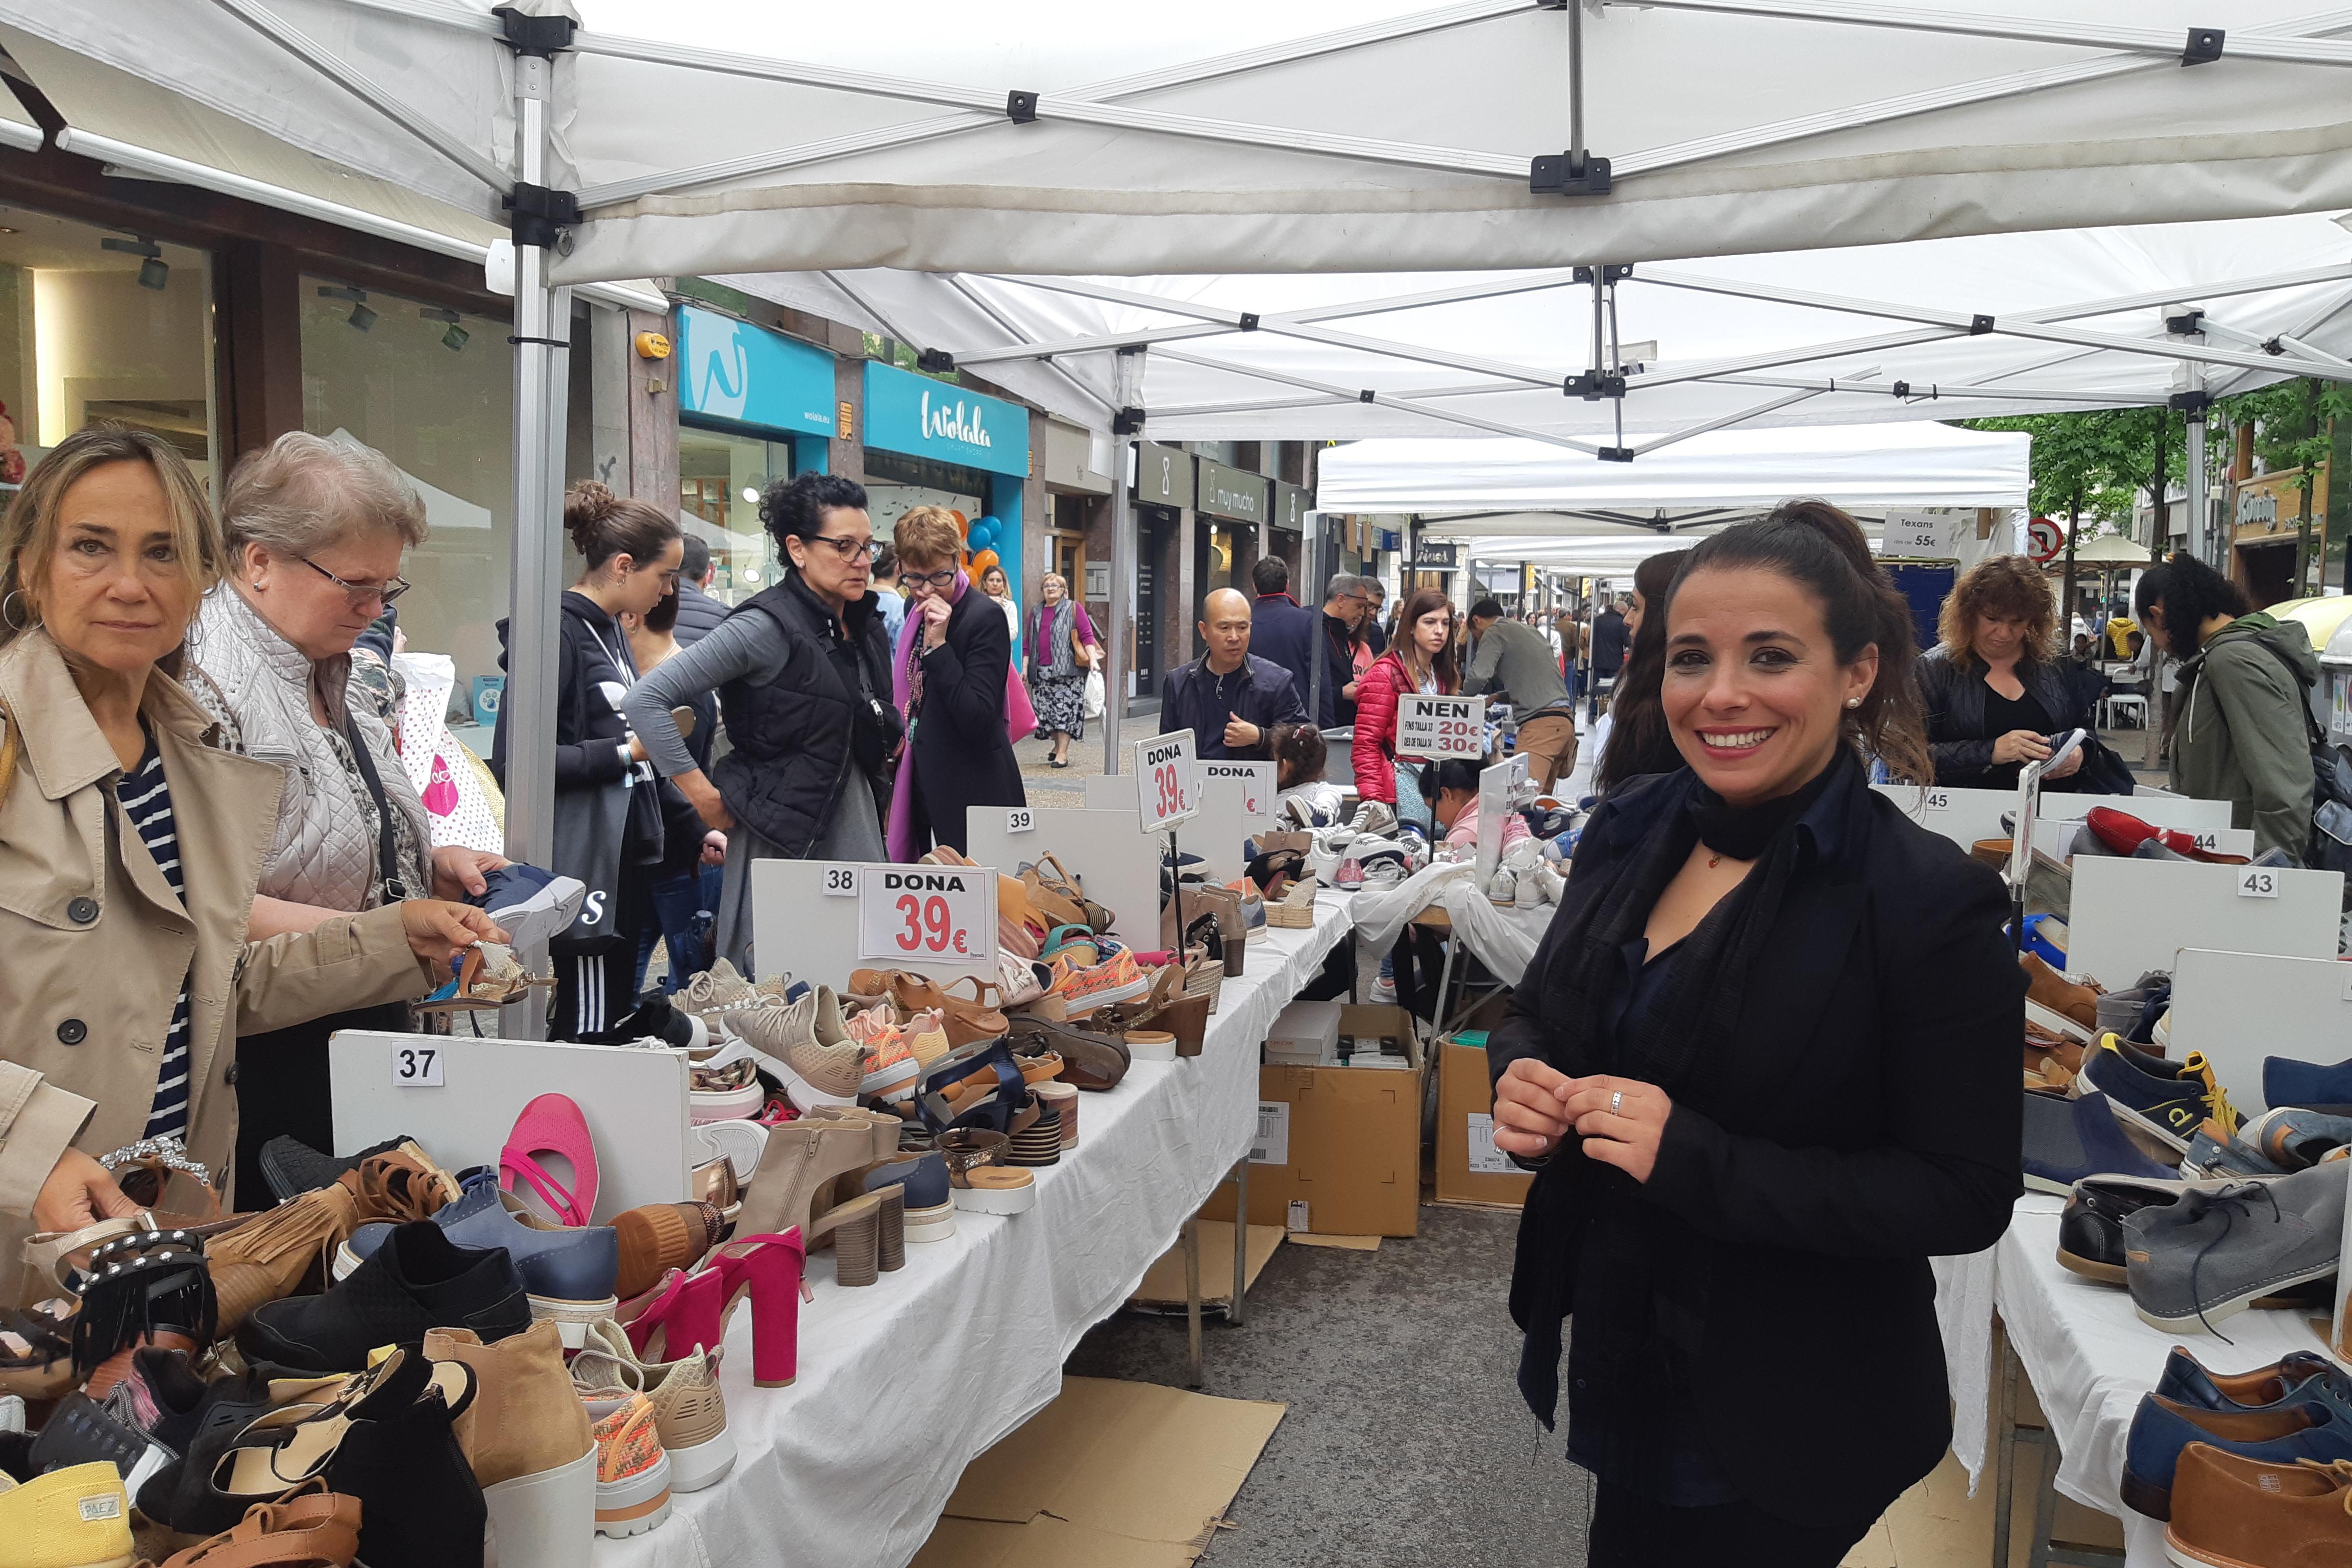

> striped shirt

[{"left": 116, "top": 739, "right": 193, "bottom": 1140}]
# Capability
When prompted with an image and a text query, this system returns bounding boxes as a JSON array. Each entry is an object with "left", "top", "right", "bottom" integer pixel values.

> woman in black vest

[
  {"left": 885, "top": 505, "right": 1024, "bottom": 856},
  {"left": 1488, "top": 502, "right": 2020, "bottom": 1565},
  {"left": 623, "top": 472, "right": 896, "bottom": 975}
]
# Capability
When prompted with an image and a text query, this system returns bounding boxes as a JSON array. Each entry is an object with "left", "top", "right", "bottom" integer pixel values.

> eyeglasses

[
  {"left": 805, "top": 533, "right": 880, "bottom": 561},
  {"left": 299, "top": 555, "right": 410, "bottom": 607},
  {"left": 906, "top": 566, "right": 960, "bottom": 589}
]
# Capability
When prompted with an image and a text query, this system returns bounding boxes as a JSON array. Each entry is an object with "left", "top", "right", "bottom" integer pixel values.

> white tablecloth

[
  {"left": 599, "top": 895, "right": 1357, "bottom": 1568},
  {"left": 1994, "top": 1205, "right": 2336, "bottom": 1568}
]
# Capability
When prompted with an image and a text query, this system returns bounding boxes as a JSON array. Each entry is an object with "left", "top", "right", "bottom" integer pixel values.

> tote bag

[
  {"left": 547, "top": 665, "right": 632, "bottom": 953},
  {"left": 1006, "top": 664, "right": 1039, "bottom": 744},
  {"left": 1082, "top": 667, "right": 1106, "bottom": 721}
]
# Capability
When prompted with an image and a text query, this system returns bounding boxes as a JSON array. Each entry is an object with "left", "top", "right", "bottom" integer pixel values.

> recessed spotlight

[
  {"left": 101, "top": 234, "right": 167, "bottom": 288},
  {"left": 740, "top": 486, "right": 759, "bottom": 505}
]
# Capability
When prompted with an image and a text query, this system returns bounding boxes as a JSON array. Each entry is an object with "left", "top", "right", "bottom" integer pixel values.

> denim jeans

[{"left": 635, "top": 864, "right": 723, "bottom": 996}]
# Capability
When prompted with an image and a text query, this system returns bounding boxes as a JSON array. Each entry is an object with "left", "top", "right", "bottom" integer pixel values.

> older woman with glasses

[
  {"left": 1026, "top": 571, "right": 1099, "bottom": 768},
  {"left": 887, "top": 505, "right": 1025, "bottom": 857},
  {"left": 624, "top": 472, "right": 898, "bottom": 975},
  {"left": 188, "top": 431, "right": 506, "bottom": 1195}
]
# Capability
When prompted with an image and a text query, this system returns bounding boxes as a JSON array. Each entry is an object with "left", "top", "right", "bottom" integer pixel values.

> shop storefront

[
  {"left": 1270, "top": 480, "right": 1310, "bottom": 585},
  {"left": 675, "top": 304, "right": 836, "bottom": 607},
  {"left": 2231, "top": 463, "right": 2333, "bottom": 606},
  {"left": 863, "top": 360, "right": 1029, "bottom": 616},
  {"left": 1193, "top": 457, "right": 1268, "bottom": 607}
]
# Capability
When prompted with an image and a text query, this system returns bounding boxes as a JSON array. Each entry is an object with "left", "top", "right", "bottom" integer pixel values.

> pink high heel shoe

[
  {"left": 616, "top": 1266, "right": 724, "bottom": 1364},
  {"left": 501, "top": 1093, "right": 598, "bottom": 1226},
  {"left": 693, "top": 1230, "right": 807, "bottom": 1388}
]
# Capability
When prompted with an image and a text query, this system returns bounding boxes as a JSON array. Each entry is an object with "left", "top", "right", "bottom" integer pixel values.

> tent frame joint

[
  {"left": 1531, "top": 152, "right": 1611, "bottom": 195},
  {"left": 495, "top": 5, "right": 578, "bottom": 58},
  {"left": 1598, "top": 447, "right": 1634, "bottom": 463},
  {"left": 2182, "top": 27, "right": 2225, "bottom": 65},
  {"left": 915, "top": 347, "right": 957, "bottom": 373},
  {"left": 1006, "top": 90, "right": 1040, "bottom": 124},
  {"left": 2169, "top": 389, "right": 2213, "bottom": 415},
  {"left": 1113, "top": 405, "right": 1147, "bottom": 435},
  {"left": 1565, "top": 371, "right": 1627, "bottom": 400},
  {"left": 504, "top": 182, "right": 580, "bottom": 249}
]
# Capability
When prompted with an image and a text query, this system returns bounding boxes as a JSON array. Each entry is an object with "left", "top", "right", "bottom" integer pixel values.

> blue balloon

[{"left": 971, "top": 521, "right": 998, "bottom": 550}]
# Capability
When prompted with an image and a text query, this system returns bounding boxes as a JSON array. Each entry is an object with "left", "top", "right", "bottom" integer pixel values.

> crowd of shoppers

[{"left": 1462, "top": 596, "right": 1577, "bottom": 790}]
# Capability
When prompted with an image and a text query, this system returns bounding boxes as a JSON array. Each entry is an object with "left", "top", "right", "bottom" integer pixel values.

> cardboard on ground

[
  {"left": 1126, "top": 1221, "right": 1286, "bottom": 1312},
  {"left": 912, "top": 1377, "right": 1285, "bottom": 1568}
]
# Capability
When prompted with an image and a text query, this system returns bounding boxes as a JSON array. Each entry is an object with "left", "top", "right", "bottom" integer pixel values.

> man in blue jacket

[
  {"left": 1161, "top": 587, "right": 1306, "bottom": 760},
  {"left": 1247, "top": 556, "right": 1316, "bottom": 702}
]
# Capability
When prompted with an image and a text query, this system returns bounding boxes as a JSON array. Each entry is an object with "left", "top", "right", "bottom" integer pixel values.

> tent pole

[
  {"left": 1307, "top": 511, "right": 1324, "bottom": 729},
  {"left": 2185, "top": 404, "right": 2212, "bottom": 569},
  {"left": 1566, "top": 0, "right": 1586, "bottom": 162},
  {"left": 1619, "top": 0, "right": 2352, "bottom": 69},
  {"left": 1104, "top": 349, "right": 1144, "bottom": 776}
]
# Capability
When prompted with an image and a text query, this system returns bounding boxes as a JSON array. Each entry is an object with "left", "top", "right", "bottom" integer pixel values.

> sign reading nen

[{"left": 1396, "top": 695, "right": 1487, "bottom": 761}]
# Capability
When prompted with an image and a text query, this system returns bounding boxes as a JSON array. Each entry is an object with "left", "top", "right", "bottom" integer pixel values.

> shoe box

[
  {"left": 1264, "top": 998, "right": 1341, "bottom": 1066},
  {"left": 1433, "top": 1033, "right": 1533, "bottom": 1209},
  {"left": 1203, "top": 1005, "right": 1424, "bottom": 1238}
]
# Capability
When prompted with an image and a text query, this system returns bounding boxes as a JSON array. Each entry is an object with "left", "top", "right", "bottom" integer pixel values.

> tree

[
  {"left": 1963, "top": 408, "right": 2187, "bottom": 630},
  {"left": 2216, "top": 378, "right": 2351, "bottom": 593}
]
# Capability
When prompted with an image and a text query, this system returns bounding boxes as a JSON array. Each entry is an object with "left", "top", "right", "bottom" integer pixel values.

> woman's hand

[
  {"left": 679, "top": 771, "right": 734, "bottom": 831},
  {"left": 920, "top": 595, "right": 952, "bottom": 652},
  {"left": 1991, "top": 729, "right": 2052, "bottom": 766},
  {"left": 1492, "top": 1057, "right": 1577, "bottom": 1159},
  {"left": 33, "top": 1148, "right": 141, "bottom": 1233},
  {"left": 2046, "top": 745, "right": 2085, "bottom": 780},
  {"left": 400, "top": 900, "right": 505, "bottom": 965},
  {"left": 1560, "top": 1075, "right": 1675, "bottom": 1184},
  {"left": 430, "top": 846, "right": 509, "bottom": 901},
  {"left": 701, "top": 830, "right": 727, "bottom": 867}
]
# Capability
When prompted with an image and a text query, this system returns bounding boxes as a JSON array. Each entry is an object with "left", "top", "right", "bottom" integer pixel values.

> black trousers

[
  {"left": 550, "top": 865, "right": 653, "bottom": 1039},
  {"left": 233, "top": 1001, "right": 413, "bottom": 1205},
  {"left": 1586, "top": 1480, "right": 1870, "bottom": 1568}
]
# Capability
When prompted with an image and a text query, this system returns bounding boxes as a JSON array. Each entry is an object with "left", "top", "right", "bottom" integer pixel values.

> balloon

[
  {"left": 970, "top": 522, "right": 996, "bottom": 551},
  {"left": 971, "top": 549, "right": 1000, "bottom": 575}
]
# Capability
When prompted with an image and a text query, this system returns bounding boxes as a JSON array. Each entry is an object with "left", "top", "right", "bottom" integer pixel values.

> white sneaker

[
  {"left": 1486, "top": 868, "right": 1517, "bottom": 906},
  {"left": 1352, "top": 801, "right": 1398, "bottom": 839},
  {"left": 1368, "top": 973, "right": 1398, "bottom": 1003},
  {"left": 1514, "top": 866, "right": 1545, "bottom": 911}
]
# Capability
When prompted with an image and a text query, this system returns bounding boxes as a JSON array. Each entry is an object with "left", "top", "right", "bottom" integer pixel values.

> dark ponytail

[
  {"left": 1670, "top": 499, "right": 1933, "bottom": 783},
  {"left": 1594, "top": 548, "right": 1689, "bottom": 795},
  {"left": 565, "top": 480, "right": 678, "bottom": 574},
  {"left": 1271, "top": 721, "right": 1327, "bottom": 791},
  {"left": 2134, "top": 551, "right": 2248, "bottom": 659}
]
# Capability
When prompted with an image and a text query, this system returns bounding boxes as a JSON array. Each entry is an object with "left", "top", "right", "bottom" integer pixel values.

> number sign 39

[{"left": 856, "top": 868, "right": 997, "bottom": 965}]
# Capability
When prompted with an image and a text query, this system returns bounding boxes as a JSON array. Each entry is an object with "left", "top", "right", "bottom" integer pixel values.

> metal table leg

[
  {"left": 1993, "top": 1319, "right": 2018, "bottom": 1568},
  {"left": 1429, "top": 928, "right": 1457, "bottom": 1031},
  {"left": 1183, "top": 1216, "right": 1204, "bottom": 1388},
  {"left": 1227, "top": 1158, "right": 1250, "bottom": 1327},
  {"left": 2027, "top": 1431, "right": 2063, "bottom": 1568}
]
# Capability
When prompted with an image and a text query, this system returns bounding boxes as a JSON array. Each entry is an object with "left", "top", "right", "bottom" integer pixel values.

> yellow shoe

[{"left": 0, "top": 1462, "right": 134, "bottom": 1568}]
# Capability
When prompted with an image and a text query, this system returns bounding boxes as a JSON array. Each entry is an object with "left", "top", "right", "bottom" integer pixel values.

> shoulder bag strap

[{"left": 341, "top": 714, "right": 411, "bottom": 904}]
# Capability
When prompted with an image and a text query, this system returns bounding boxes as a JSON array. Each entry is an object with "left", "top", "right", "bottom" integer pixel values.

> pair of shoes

[
  {"left": 573, "top": 1322, "right": 735, "bottom": 1494},
  {"left": 689, "top": 1051, "right": 764, "bottom": 1122},
  {"left": 674, "top": 959, "right": 767, "bottom": 1041},
  {"left": 734, "top": 986, "right": 866, "bottom": 1109},
  {"left": 2020, "top": 1089, "right": 2176, "bottom": 1195},
  {"left": 2241, "top": 1105, "right": 2352, "bottom": 1170},
  {"left": 2123, "top": 1161, "right": 2348, "bottom": 1334},
  {"left": 938, "top": 1130, "right": 1036, "bottom": 1215},
  {"left": 2123, "top": 1344, "right": 2352, "bottom": 1520},
  {"left": 242, "top": 1220, "right": 531, "bottom": 1374},
  {"left": 2165, "top": 1445, "right": 2352, "bottom": 1565},
  {"left": 618, "top": 1230, "right": 806, "bottom": 1387}
]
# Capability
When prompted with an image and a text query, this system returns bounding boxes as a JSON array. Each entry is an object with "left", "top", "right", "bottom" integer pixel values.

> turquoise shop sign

[
  {"left": 676, "top": 306, "right": 835, "bottom": 435},
  {"left": 863, "top": 361, "right": 1029, "bottom": 477}
]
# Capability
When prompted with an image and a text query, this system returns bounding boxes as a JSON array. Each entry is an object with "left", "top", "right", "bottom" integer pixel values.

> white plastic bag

[
  {"left": 1082, "top": 667, "right": 1106, "bottom": 721},
  {"left": 393, "top": 651, "right": 505, "bottom": 853}
]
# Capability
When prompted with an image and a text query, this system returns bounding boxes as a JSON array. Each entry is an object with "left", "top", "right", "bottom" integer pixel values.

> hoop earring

[{"left": 0, "top": 589, "right": 26, "bottom": 632}]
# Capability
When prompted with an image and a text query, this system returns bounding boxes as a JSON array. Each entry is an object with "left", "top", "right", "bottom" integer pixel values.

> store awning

[
  {"left": 7, "top": 1, "right": 2352, "bottom": 283},
  {"left": 0, "top": 22, "right": 666, "bottom": 315}
]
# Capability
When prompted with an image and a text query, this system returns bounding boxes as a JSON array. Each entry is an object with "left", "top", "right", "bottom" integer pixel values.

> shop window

[
  {"left": 0, "top": 207, "right": 216, "bottom": 492},
  {"left": 680, "top": 423, "right": 795, "bottom": 607},
  {"left": 301, "top": 275, "right": 510, "bottom": 700},
  {"left": 865, "top": 446, "right": 990, "bottom": 538}
]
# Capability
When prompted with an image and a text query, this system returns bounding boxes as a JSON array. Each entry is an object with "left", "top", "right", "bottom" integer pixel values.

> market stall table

[{"left": 597, "top": 894, "right": 1356, "bottom": 1568}]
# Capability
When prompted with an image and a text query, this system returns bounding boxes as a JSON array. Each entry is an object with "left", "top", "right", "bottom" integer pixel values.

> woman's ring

[{"left": 1609, "top": 1090, "right": 1625, "bottom": 1117}]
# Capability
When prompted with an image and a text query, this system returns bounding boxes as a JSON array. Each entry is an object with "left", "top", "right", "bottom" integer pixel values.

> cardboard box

[
  {"left": 1434, "top": 1036, "right": 1533, "bottom": 1208},
  {"left": 1265, "top": 997, "right": 1340, "bottom": 1065},
  {"left": 1205, "top": 1004, "right": 1424, "bottom": 1237}
]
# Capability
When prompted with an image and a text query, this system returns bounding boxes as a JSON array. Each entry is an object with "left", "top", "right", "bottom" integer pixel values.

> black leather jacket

[{"left": 1915, "top": 644, "right": 2094, "bottom": 788}]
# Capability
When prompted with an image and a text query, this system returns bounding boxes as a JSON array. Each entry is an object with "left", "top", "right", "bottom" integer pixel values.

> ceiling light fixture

[
  {"left": 421, "top": 305, "right": 468, "bottom": 352},
  {"left": 101, "top": 234, "right": 168, "bottom": 290}
]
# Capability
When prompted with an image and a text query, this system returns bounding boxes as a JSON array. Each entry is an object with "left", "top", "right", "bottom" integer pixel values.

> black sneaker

[
  {"left": 2080, "top": 1035, "right": 2238, "bottom": 1154},
  {"left": 28, "top": 1392, "right": 174, "bottom": 1496},
  {"left": 259, "top": 1133, "right": 412, "bottom": 1206},
  {"left": 133, "top": 1367, "right": 280, "bottom": 1535},
  {"left": 581, "top": 993, "right": 702, "bottom": 1051},
  {"left": 237, "top": 1221, "right": 529, "bottom": 1374},
  {"left": 100, "top": 1345, "right": 213, "bottom": 1450}
]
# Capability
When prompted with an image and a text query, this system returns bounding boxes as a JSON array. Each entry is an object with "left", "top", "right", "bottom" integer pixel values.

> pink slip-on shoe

[{"left": 501, "top": 1093, "right": 599, "bottom": 1227}]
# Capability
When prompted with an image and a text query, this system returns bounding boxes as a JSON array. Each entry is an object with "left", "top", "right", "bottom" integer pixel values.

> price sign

[
  {"left": 1881, "top": 511, "right": 1956, "bottom": 561},
  {"left": 1135, "top": 729, "right": 1199, "bottom": 833},
  {"left": 391, "top": 1043, "right": 444, "bottom": 1087},
  {"left": 821, "top": 865, "right": 859, "bottom": 897},
  {"left": 2237, "top": 866, "right": 2282, "bottom": 900},
  {"left": 858, "top": 868, "right": 996, "bottom": 965},
  {"left": 1200, "top": 760, "right": 1274, "bottom": 818},
  {"left": 1005, "top": 807, "right": 1036, "bottom": 835},
  {"left": 1395, "top": 695, "right": 1487, "bottom": 761}
]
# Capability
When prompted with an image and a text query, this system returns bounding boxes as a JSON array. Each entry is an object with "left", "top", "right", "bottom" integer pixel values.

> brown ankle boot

[{"left": 426, "top": 1322, "right": 596, "bottom": 1568}]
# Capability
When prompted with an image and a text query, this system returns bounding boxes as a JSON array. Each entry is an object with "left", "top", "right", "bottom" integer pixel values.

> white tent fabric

[
  {"left": 9, "top": 1, "right": 2352, "bottom": 281},
  {"left": 1297, "top": 424, "right": 2029, "bottom": 513}
]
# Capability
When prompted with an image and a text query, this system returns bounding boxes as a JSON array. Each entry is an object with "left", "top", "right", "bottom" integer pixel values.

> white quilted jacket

[{"left": 186, "top": 586, "right": 433, "bottom": 911}]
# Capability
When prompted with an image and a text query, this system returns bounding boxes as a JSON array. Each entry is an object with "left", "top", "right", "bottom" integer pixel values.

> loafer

[
  {"left": 2153, "top": 1346, "right": 2350, "bottom": 1412},
  {"left": 240, "top": 1221, "right": 530, "bottom": 1374},
  {"left": 2022, "top": 1089, "right": 2175, "bottom": 1195},
  {"left": 340, "top": 1171, "right": 618, "bottom": 1346}
]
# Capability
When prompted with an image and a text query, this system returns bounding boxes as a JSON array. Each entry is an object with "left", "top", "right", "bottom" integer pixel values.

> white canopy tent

[{"left": 10, "top": 0, "right": 2352, "bottom": 882}]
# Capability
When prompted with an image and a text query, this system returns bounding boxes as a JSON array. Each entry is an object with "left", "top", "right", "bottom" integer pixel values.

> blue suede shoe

[
  {"left": 338, "top": 1170, "right": 618, "bottom": 1344},
  {"left": 2021, "top": 1089, "right": 2175, "bottom": 1195},
  {"left": 2262, "top": 1054, "right": 2352, "bottom": 1116}
]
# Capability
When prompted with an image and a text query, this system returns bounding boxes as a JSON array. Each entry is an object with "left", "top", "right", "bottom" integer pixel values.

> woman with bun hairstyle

[
  {"left": 1487, "top": 501, "right": 2018, "bottom": 1565},
  {"left": 493, "top": 481, "right": 688, "bottom": 1038},
  {"left": 622, "top": 472, "right": 897, "bottom": 975}
]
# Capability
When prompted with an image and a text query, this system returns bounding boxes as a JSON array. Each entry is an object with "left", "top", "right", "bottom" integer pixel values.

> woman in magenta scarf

[{"left": 886, "top": 506, "right": 1026, "bottom": 859}]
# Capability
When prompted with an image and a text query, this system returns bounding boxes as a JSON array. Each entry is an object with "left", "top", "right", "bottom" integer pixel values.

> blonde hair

[
  {"left": 1, "top": 423, "right": 223, "bottom": 659},
  {"left": 893, "top": 505, "right": 965, "bottom": 570},
  {"left": 223, "top": 430, "right": 427, "bottom": 562}
]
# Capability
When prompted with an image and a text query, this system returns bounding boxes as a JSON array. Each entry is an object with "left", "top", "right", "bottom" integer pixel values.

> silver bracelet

[{"left": 96, "top": 1135, "right": 212, "bottom": 1189}]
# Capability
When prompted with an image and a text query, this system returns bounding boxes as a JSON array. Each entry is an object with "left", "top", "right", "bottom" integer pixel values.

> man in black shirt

[
  {"left": 1160, "top": 587, "right": 1306, "bottom": 760},
  {"left": 1588, "top": 595, "right": 1630, "bottom": 721}
]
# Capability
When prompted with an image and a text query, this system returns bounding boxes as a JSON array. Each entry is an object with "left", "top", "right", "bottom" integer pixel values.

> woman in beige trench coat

[{"left": 0, "top": 424, "right": 498, "bottom": 1302}]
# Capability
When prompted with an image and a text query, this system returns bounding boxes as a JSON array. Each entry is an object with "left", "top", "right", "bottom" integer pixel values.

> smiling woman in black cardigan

[{"left": 1488, "top": 501, "right": 2022, "bottom": 1567}]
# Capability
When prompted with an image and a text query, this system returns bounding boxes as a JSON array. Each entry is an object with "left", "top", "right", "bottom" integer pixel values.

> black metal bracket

[
  {"left": 1531, "top": 153, "right": 1611, "bottom": 196},
  {"left": 2169, "top": 389, "right": 2213, "bottom": 416},
  {"left": 506, "top": 335, "right": 570, "bottom": 349},
  {"left": 915, "top": 348, "right": 955, "bottom": 373},
  {"left": 1007, "top": 91, "right": 1040, "bottom": 124},
  {"left": 1892, "top": 381, "right": 1910, "bottom": 398},
  {"left": 1969, "top": 314, "right": 1995, "bottom": 335},
  {"left": 1890, "top": 381, "right": 1940, "bottom": 400},
  {"left": 2262, "top": 336, "right": 2287, "bottom": 355},
  {"left": 494, "top": 6, "right": 577, "bottom": 56},
  {"left": 1598, "top": 447, "right": 1634, "bottom": 463},
  {"left": 2182, "top": 27, "right": 2225, "bottom": 65},
  {"left": 1237, "top": 312, "right": 1260, "bottom": 332},
  {"left": 1358, "top": 389, "right": 1377, "bottom": 403},
  {"left": 2164, "top": 307, "right": 2206, "bottom": 336},
  {"left": 503, "top": 181, "right": 581, "bottom": 249},
  {"left": 1564, "top": 372, "right": 1627, "bottom": 401},
  {"left": 1572, "top": 263, "right": 1635, "bottom": 285},
  {"left": 1113, "top": 406, "right": 1146, "bottom": 435}
]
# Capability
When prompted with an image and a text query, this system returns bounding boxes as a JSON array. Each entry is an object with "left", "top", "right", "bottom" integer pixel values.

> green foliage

[
  {"left": 2215, "top": 378, "right": 2351, "bottom": 492},
  {"left": 1961, "top": 408, "right": 2186, "bottom": 529}
]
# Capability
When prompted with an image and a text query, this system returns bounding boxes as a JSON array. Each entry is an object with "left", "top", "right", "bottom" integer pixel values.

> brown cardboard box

[
  {"left": 1203, "top": 1005, "right": 1423, "bottom": 1238},
  {"left": 1434, "top": 1039, "right": 1533, "bottom": 1208}
]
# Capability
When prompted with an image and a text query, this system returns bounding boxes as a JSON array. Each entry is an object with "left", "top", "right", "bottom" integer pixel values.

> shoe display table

[
  {"left": 597, "top": 895, "right": 1357, "bottom": 1568},
  {"left": 1965, "top": 1202, "right": 2332, "bottom": 1568}
]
